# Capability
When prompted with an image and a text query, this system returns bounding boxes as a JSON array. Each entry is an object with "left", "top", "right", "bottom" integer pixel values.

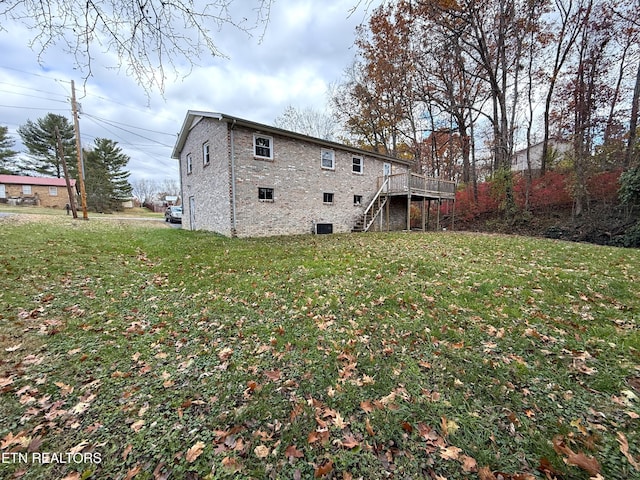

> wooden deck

[{"left": 378, "top": 173, "right": 456, "bottom": 200}]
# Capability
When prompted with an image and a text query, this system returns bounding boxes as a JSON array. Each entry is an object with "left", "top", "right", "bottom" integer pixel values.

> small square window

[
  {"left": 352, "top": 156, "right": 363, "bottom": 174},
  {"left": 323, "top": 192, "right": 334, "bottom": 204},
  {"left": 186, "top": 153, "right": 193, "bottom": 174},
  {"left": 259, "top": 187, "right": 274, "bottom": 201},
  {"left": 354, "top": 195, "right": 363, "bottom": 205},
  {"left": 49, "top": 187, "right": 58, "bottom": 196},
  {"left": 203, "top": 142, "right": 210, "bottom": 166},
  {"left": 321, "top": 149, "right": 335, "bottom": 170},
  {"left": 22, "top": 185, "right": 32, "bottom": 194},
  {"left": 254, "top": 134, "right": 273, "bottom": 159}
]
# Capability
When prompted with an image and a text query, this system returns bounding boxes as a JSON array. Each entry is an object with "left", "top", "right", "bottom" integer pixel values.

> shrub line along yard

[{"left": 0, "top": 214, "right": 639, "bottom": 479}]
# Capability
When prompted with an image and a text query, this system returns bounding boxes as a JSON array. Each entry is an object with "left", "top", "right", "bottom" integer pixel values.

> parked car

[{"left": 165, "top": 206, "right": 182, "bottom": 223}]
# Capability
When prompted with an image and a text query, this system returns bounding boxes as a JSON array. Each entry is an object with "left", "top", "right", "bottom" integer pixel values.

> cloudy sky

[{"left": 0, "top": 0, "right": 378, "bottom": 184}]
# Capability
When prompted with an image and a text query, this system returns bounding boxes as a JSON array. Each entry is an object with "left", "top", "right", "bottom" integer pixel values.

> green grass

[{"left": 0, "top": 216, "right": 639, "bottom": 479}]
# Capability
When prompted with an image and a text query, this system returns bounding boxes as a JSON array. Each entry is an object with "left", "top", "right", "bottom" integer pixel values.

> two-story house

[{"left": 171, "top": 111, "right": 456, "bottom": 237}]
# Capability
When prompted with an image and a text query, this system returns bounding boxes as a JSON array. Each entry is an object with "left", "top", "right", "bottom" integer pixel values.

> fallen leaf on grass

[
  {"left": 617, "top": 432, "right": 640, "bottom": 470},
  {"left": 285, "top": 444, "right": 304, "bottom": 460},
  {"left": 439, "top": 445, "right": 462, "bottom": 460},
  {"left": 0, "top": 376, "right": 14, "bottom": 388},
  {"left": 122, "top": 444, "right": 133, "bottom": 460},
  {"left": 314, "top": 459, "right": 333, "bottom": 478},
  {"left": 461, "top": 455, "right": 478, "bottom": 472},
  {"left": 264, "top": 369, "right": 282, "bottom": 381},
  {"left": 254, "top": 445, "right": 270, "bottom": 458},
  {"left": 5, "top": 343, "right": 22, "bottom": 352},
  {"left": 124, "top": 464, "right": 142, "bottom": 480},
  {"left": 186, "top": 441, "right": 205, "bottom": 463},
  {"left": 552, "top": 435, "right": 601, "bottom": 475},
  {"left": 341, "top": 434, "right": 359, "bottom": 449},
  {"left": 221, "top": 456, "right": 242, "bottom": 473},
  {"left": 130, "top": 420, "right": 145, "bottom": 432}
]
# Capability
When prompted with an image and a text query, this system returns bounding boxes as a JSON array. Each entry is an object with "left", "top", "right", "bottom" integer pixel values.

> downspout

[{"left": 230, "top": 119, "right": 238, "bottom": 236}]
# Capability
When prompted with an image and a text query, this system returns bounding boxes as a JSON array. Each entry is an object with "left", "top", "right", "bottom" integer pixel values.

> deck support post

[{"left": 407, "top": 194, "right": 411, "bottom": 231}]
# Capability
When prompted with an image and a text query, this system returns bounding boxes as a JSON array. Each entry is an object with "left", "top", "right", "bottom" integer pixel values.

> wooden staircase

[{"left": 352, "top": 177, "right": 389, "bottom": 233}]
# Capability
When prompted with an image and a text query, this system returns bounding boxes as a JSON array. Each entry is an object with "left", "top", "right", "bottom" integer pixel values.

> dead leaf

[
  {"left": 5, "top": 343, "right": 22, "bottom": 352},
  {"left": 461, "top": 455, "right": 478, "bottom": 473},
  {"left": 186, "top": 441, "right": 205, "bottom": 463},
  {"left": 254, "top": 445, "right": 270, "bottom": 458},
  {"left": 130, "top": 419, "right": 145, "bottom": 432},
  {"left": 122, "top": 444, "right": 133, "bottom": 460},
  {"left": 360, "top": 400, "right": 375, "bottom": 413},
  {"left": 365, "top": 418, "right": 375, "bottom": 436},
  {"left": 221, "top": 456, "right": 242, "bottom": 473},
  {"left": 124, "top": 464, "right": 142, "bottom": 480},
  {"left": 0, "top": 376, "right": 14, "bottom": 388},
  {"left": 342, "top": 434, "right": 359, "bottom": 449},
  {"left": 218, "top": 347, "right": 233, "bottom": 361},
  {"left": 439, "top": 445, "right": 462, "bottom": 461},
  {"left": 264, "top": 369, "right": 282, "bottom": 381},
  {"left": 285, "top": 444, "right": 304, "bottom": 460},
  {"left": 552, "top": 435, "right": 601, "bottom": 475},
  {"left": 314, "top": 459, "right": 334, "bottom": 478},
  {"left": 478, "top": 467, "right": 497, "bottom": 480},
  {"left": 617, "top": 432, "right": 640, "bottom": 470},
  {"left": 61, "top": 474, "right": 81, "bottom": 480}
]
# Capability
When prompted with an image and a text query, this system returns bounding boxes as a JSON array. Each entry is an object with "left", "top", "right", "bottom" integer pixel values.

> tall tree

[
  {"left": 274, "top": 106, "right": 337, "bottom": 141},
  {"left": 0, "top": 126, "right": 19, "bottom": 174},
  {"left": 0, "top": 0, "right": 273, "bottom": 94},
  {"left": 84, "top": 138, "right": 132, "bottom": 212},
  {"left": 17, "top": 114, "right": 76, "bottom": 178}
]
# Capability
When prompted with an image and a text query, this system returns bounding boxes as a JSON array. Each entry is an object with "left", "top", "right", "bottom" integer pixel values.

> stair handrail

[{"left": 362, "top": 177, "right": 390, "bottom": 220}]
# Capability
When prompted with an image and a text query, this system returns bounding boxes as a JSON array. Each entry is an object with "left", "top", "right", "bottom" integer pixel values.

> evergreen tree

[
  {"left": 17, "top": 114, "right": 76, "bottom": 178},
  {"left": 84, "top": 138, "right": 133, "bottom": 212},
  {"left": 0, "top": 126, "right": 19, "bottom": 174}
]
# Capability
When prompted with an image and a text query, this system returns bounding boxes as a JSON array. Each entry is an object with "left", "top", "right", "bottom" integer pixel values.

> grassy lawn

[
  {"left": 0, "top": 215, "right": 638, "bottom": 479},
  {"left": 0, "top": 204, "right": 164, "bottom": 219}
]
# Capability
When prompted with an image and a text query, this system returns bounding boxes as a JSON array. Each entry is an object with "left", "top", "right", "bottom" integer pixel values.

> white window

[
  {"left": 22, "top": 185, "right": 32, "bottom": 194},
  {"left": 323, "top": 192, "right": 334, "bottom": 204},
  {"left": 383, "top": 162, "right": 392, "bottom": 177},
  {"left": 321, "top": 149, "right": 335, "bottom": 170},
  {"left": 186, "top": 153, "right": 193, "bottom": 174},
  {"left": 352, "top": 156, "right": 363, "bottom": 174},
  {"left": 49, "top": 187, "right": 58, "bottom": 196},
  {"left": 203, "top": 142, "right": 210, "bottom": 166},
  {"left": 254, "top": 134, "right": 273, "bottom": 159}
]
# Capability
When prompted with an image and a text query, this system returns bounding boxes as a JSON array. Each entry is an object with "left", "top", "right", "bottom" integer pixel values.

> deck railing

[{"left": 378, "top": 173, "right": 456, "bottom": 199}]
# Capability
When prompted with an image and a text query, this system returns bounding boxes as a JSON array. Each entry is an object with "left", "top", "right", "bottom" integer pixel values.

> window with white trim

[
  {"left": 321, "top": 149, "right": 335, "bottom": 170},
  {"left": 49, "top": 187, "right": 58, "bottom": 196},
  {"left": 22, "top": 185, "right": 32, "bottom": 194},
  {"left": 258, "top": 187, "right": 274, "bottom": 202},
  {"left": 186, "top": 153, "right": 193, "bottom": 174},
  {"left": 354, "top": 195, "right": 363, "bottom": 205},
  {"left": 323, "top": 192, "right": 334, "bottom": 204},
  {"left": 352, "top": 156, "right": 363, "bottom": 174},
  {"left": 254, "top": 134, "right": 273, "bottom": 160},
  {"left": 203, "top": 142, "right": 210, "bottom": 166}
]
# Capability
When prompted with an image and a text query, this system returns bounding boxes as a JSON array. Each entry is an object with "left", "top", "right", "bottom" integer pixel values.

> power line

[{"left": 82, "top": 113, "right": 175, "bottom": 148}]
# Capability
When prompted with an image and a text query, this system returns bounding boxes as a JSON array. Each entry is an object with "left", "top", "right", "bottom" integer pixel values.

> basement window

[
  {"left": 323, "top": 192, "right": 334, "bottom": 204},
  {"left": 354, "top": 195, "right": 363, "bottom": 206},
  {"left": 258, "top": 187, "right": 274, "bottom": 202}
]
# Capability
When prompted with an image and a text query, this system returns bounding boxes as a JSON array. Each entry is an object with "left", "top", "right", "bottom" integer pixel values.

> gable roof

[
  {"left": 0, "top": 174, "right": 76, "bottom": 187},
  {"left": 171, "top": 110, "right": 411, "bottom": 165}
]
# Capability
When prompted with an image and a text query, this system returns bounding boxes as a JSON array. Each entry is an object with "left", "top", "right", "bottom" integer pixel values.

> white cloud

[{"left": 0, "top": 0, "right": 379, "bottom": 183}]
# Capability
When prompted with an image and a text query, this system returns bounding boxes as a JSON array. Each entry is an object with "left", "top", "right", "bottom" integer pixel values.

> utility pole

[
  {"left": 55, "top": 126, "right": 78, "bottom": 219},
  {"left": 71, "top": 80, "right": 89, "bottom": 220}
]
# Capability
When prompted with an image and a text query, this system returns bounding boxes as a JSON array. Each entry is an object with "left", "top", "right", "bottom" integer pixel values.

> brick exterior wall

[
  {"left": 177, "top": 115, "right": 409, "bottom": 237},
  {"left": 179, "top": 117, "right": 232, "bottom": 234},
  {"left": 0, "top": 183, "right": 72, "bottom": 208}
]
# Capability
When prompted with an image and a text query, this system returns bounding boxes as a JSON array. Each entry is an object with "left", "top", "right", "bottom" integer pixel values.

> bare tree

[
  {"left": 273, "top": 105, "right": 337, "bottom": 141},
  {"left": 131, "top": 178, "right": 159, "bottom": 204},
  {"left": 0, "top": 0, "right": 273, "bottom": 93}
]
